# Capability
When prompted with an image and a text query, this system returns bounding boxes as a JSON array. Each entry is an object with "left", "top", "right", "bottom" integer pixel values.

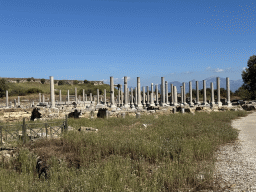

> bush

[
  {"left": 0, "top": 78, "right": 9, "bottom": 98},
  {"left": 26, "top": 88, "right": 43, "bottom": 94},
  {"left": 10, "top": 88, "right": 26, "bottom": 96},
  {"left": 58, "top": 80, "right": 64, "bottom": 86},
  {"left": 27, "top": 78, "right": 31, "bottom": 82},
  {"left": 73, "top": 80, "right": 79, "bottom": 85},
  {"left": 41, "top": 78, "right": 46, "bottom": 84},
  {"left": 84, "top": 80, "right": 89, "bottom": 84},
  {"left": 16, "top": 79, "right": 20, "bottom": 83}
]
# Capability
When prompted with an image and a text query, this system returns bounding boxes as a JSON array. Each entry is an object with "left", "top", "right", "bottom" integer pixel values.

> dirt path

[{"left": 214, "top": 112, "right": 256, "bottom": 192}]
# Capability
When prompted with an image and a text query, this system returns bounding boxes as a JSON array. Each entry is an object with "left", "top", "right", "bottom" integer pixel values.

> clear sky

[{"left": 0, "top": 0, "right": 255, "bottom": 87}]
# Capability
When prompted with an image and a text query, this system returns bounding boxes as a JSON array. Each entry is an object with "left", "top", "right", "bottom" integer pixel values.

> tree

[
  {"left": 242, "top": 55, "right": 256, "bottom": 100},
  {"left": 0, "top": 78, "right": 9, "bottom": 98},
  {"left": 16, "top": 79, "right": 20, "bottom": 83},
  {"left": 41, "top": 78, "right": 46, "bottom": 84},
  {"left": 73, "top": 80, "right": 79, "bottom": 85},
  {"left": 58, "top": 80, "right": 64, "bottom": 85},
  {"left": 27, "top": 78, "right": 31, "bottom": 82},
  {"left": 84, "top": 79, "right": 89, "bottom": 84}
]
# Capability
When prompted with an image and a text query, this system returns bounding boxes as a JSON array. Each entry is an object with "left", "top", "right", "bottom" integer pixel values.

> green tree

[
  {"left": 73, "top": 80, "right": 79, "bottom": 85},
  {"left": 84, "top": 79, "right": 89, "bottom": 84},
  {"left": 41, "top": 78, "right": 46, "bottom": 84},
  {"left": 241, "top": 55, "right": 256, "bottom": 100},
  {"left": 0, "top": 78, "right": 9, "bottom": 98},
  {"left": 58, "top": 80, "right": 64, "bottom": 85},
  {"left": 27, "top": 78, "right": 31, "bottom": 82},
  {"left": 16, "top": 79, "right": 20, "bottom": 83}
]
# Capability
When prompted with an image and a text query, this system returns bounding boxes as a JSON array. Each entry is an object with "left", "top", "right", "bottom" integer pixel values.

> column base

[
  {"left": 217, "top": 102, "right": 222, "bottom": 107},
  {"left": 226, "top": 102, "right": 232, "bottom": 107}
]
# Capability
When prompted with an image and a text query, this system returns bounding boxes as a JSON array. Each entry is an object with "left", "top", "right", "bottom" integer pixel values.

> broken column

[
  {"left": 211, "top": 82, "right": 215, "bottom": 106},
  {"left": 67, "top": 90, "right": 70, "bottom": 103},
  {"left": 14, "top": 99, "right": 16, "bottom": 108},
  {"left": 97, "top": 89, "right": 100, "bottom": 105},
  {"left": 59, "top": 90, "right": 62, "bottom": 102},
  {"left": 50, "top": 76, "right": 55, "bottom": 108},
  {"left": 226, "top": 77, "right": 232, "bottom": 107},
  {"left": 196, "top": 81, "right": 200, "bottom": 105},
  {"left": 147, "top": 86, "right": 149, "bottom": 105},
  {"left": 42, "top": 94, "right": 45, "bottom": 103},
  {"left": 104, "top": 89, "right": 106, "bottom": 105},
  {"left": 217, "top": 77, "right": 222, "bottom": 107},
  {"left": 6, "top": 90, "right": 8, "bottom": 108},
  {"left": 83, "top": 89, "right": 85, "bottom": 102},
  {"left": 18, "top": 96, "right": 20, "bottom": 105},
  {"left": 135, "top": 87, "right": 137, "bottom": 106},
  {"left": 183, "top": 82, "right": 187, "bottom": 105},
  {"left": 118, "top": 87, "right": 121, "bottom": 107},
  {"left": 120, "top": 85, "right": 123, "bottom": 107},
  {"left": 202, "top": 80, "right": 208, "bottom": 105},
  {"left": 75, "top": 87, "right": 77, "bottom": 103},
  {"left": 110, "top": 76, "right": 116, "bottom": 108},
  {"left": 142, "top": 86, "right": 146, "bottom": 107},
  {"left": 90, "top": 93, "right": 92, "bottom": 102},
  {"left": 165, "top": 81, "right": 169, "bottom": 105},
  {"left": 39, "top": 93, "right": 41, "bottom": 103},
  {"left": 189, "top": 81, "right": 194, "bottom": 107},
  {"left": 161, "top": 77, "right": 166, "bottom": 106},
  {"left": 155, "top": 84, "right": 159, "bottom": 106},
  {"left": 137, "top": 77, "right": 142, "bottom": 108}
]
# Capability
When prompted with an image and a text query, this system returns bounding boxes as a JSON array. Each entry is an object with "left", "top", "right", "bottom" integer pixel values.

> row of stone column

[{"left": 109, "top": 76, "right": 232, "bottom": 108}]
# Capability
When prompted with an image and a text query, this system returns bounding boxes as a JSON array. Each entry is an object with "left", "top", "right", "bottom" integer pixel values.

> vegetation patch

[{"left": 0, "top": 110, "right": 249, "bottom": 191}]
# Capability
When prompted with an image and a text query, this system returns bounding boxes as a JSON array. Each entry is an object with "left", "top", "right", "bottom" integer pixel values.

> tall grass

[{"left": 0, "top": 110, "right": 249, "bottom": 191}]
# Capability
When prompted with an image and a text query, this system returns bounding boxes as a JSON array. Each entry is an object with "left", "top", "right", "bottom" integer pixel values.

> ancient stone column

[
  {"left": 118, "top": 87, "right": 121, "bottom": 107},
  {"left": 226, "top": 77, "right": 232, "bottom": 107},
  {"left": 50, "top": 76, "right": 55, "bottom": 108},
  {"left": 42, "top": 94, "right": 45, "bottom": 103},
  {"left": 196, "top": 81, "right": 200, "bottom": 105},
  {"left": 59, "top": 90, "right": 62, "bottom": 102},
  {"left": 110, "top": 76, "right": 116, "bottom": 108},
  {"left": 173, "top": 86, "right": 178, "bottom": 106},
  {"left": 97, "top": 89, "right": 100, "bottom": 105},
  {"left": 171, "top": 84, "right": 174, "bottom": 106},
  {"left": 150, "top": 83, "right": 155, "bottom": 106},
  {"left": 14, "top": 99, "right": 16, "bottom": 108},
  {"left": 155, "top": 84, "right": 159, "bottom": 106},
  {"left": 183, "top": 82, "right": 187, "bottom": 105},
  {"left": 137, "top": 77, "right": 142, "bottom": 108},
  {"left": 202, "top": 80, "right": 208, "bottom": 105},
  {"left": 75, "top": 87, "right": 77, "bottom": 103},
  {"left": 135, "top": 87, "right": 137, "bottom": 106},
  {"left": 211, "top": 82, "right": 215, "bottom": 106},
  {"left": 189, "top": 81, "right": 194, "bottom": 107},
  {"left": 124, "top": 76, "right": 129, "bottom": 108},
  {"left": 39, "top": 93, "right": 41, "bottom": 103},
  {"left": 90, "top": 93, "right": 92, "bottom": 101},
  {"left": 67, "top": 90, "right": 70, "bottom": 103},
  {"left": 217, "top": 77, "right": 222, "bottom": 107},
  {"left": 6, "top": 90, "right": 8, "bottom": 108},
  {"left": 142, "top": 86, "right": 146, "bottom": 106},
  {"left": 180, "top": 86, "right": 183, "bottom": 105},
  {"left": 120, "top": 85, "right": 123, "bottom": 107},
  {"left": 83, "top": 89, "right": 85, "bottom": 102},
  {"left": 146, "top": 86, "right": 149, "bottom": 105},
  {"left": 161, "top": 77, "right": 166, "bottom": 106},
  {"left": 85, "top": 94, "right": 87, "bottom": 101},
  {"left": 130, "top": 88, "right": 134, "bottom": 108},
  {"left": 18, "top": 96, "right": 20, "bottom": 105},
  {"left": 165, "top": 81, "right": 169, "bottom": 105},
  {"left": 104, "top": 89, "right": 106, "bottom": 105}
]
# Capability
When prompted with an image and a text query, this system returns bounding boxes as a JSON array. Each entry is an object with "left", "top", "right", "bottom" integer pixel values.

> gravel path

[{"left": 213, "top": 112, "right": 256, "bottom": 192}]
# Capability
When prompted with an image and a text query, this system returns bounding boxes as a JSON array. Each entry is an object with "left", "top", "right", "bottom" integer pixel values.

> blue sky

[{"left": 0, "top": 0, "right": 255, "bottom": 87}]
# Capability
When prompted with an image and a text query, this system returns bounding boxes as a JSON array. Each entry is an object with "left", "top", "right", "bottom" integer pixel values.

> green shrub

[
  {"left": 26, "top": 88, "right": 43, "bottom": 94},
  {"left": 73, "top": 80, "right": 79, "bottom": 85},
  {"left": 40, "top": 78, "right": 46, "bottom": 84},
  {"left": 58, "top": 80, "right": 64, "bottom": 86}
]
